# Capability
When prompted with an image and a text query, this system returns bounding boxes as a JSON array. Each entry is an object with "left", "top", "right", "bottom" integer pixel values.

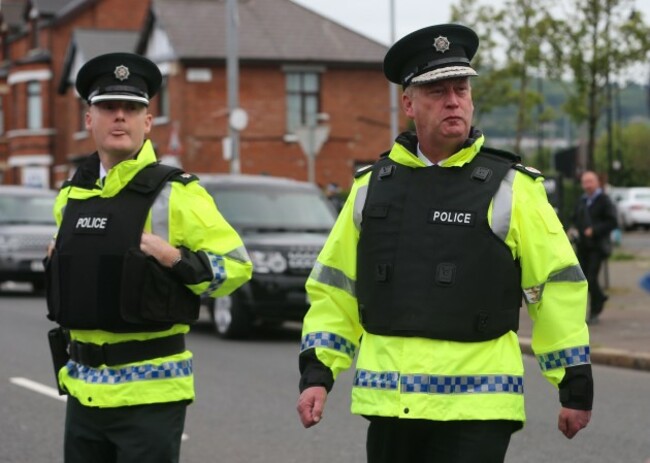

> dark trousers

[
  {"left": 578, "top": 246, "right": 608, "bottom": 317},
  {"left": 64, "top": 396, "right": 187, "bottom": 463},
  {"left": 366, "top": 417, "right": 519, "bottom": 463}
]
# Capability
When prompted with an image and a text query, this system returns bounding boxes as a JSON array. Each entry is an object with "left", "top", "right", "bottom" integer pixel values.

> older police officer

[{"left": 297, "top": 24, "right": 592, "bottom": 463}]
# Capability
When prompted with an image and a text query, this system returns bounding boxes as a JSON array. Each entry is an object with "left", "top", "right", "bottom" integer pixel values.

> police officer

[
  {"left": 296, "top": 24, "right": 592, "bottom": 463},
  {"left": 46, "top": 52, "right": 252, "bottom": 463}
]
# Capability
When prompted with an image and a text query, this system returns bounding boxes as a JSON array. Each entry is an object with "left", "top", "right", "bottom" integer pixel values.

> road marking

[
  {"left": 9, "top": 377, "right": 190, "bottom": 440},
  {"left": 10, "top": 377, "right": 67, "bottom": 402}
]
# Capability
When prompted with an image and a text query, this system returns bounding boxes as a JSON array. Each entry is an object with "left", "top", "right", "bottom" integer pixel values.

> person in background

[
  {"left": 571, "top": 170, "right": 619, "bottom": 325},
  {"left": 324, "top": 182, "right": 344, "bottom": 213},
  {"left": 296, "top": 23, "right": 592, "bottom": 463},
  {"left": 46, "top": 52, "right": 252, "bottom": 463}
]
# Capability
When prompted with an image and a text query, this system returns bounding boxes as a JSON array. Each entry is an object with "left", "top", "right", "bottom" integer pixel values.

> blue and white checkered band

[
  {"left": 200, "top": 251, "right": 226, "bottom": 296},
  {"left": 300, "top": 332, "right": 356, "bottom": 359},
  {"left": 353, "top": 369, "right": 524, "bottom": 394},
  {"left": 65, "top": 359, "right": 193, "bottom": 384},
  {"left": 114, "top": 65, "right": 130, "bottom": 81},
  {"left": 433, "top": 35, "right": 450, "bottom": 53},
  {"left": 537, "top": 346, "right": 591, "bottom": 371}
]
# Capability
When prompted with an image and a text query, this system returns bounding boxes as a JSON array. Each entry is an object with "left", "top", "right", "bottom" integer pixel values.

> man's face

[
  {"left": 581, "top": 172, "right": 600, "bottom": 195},
  {"left": 85, "top": 100, "right": 152, "bottom": 159},
  {"left": 402, "top": 77, "right": 474, "bottom": 147}
]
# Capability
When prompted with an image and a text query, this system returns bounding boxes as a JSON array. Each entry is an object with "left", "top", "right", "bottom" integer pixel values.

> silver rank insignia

[
  {"left": 114, "top": 65, "right": 130, "bottom": 81},
  {"left": 433, "top": 35, "right": 450, "bottom": 53}
]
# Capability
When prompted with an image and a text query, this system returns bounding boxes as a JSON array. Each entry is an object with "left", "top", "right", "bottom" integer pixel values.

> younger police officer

[
  {"left": 46, "top": 53, "right": 252, "bottom": 463},
  {"left": 297, "top": 24, "right": 593, "bottom": 463}
]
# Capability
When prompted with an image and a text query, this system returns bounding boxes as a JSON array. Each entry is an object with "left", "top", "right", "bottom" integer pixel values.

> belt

[{"left": 69, "top": 334, "right": 186, "bottom": 368}]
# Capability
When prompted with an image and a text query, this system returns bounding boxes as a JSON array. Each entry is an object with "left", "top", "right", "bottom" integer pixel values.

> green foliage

[{"left": 595, "top": 121, "right": 650, "bottom": 185}]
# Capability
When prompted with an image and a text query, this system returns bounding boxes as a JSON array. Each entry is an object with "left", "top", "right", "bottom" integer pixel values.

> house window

[
  {"left": 0, "top": 97, "right": 4, "bottom": 135},
  {"left": 152, "top": 76, "right": 169, "bottom": 119},
  {"left": 286, "top": 71, "right": 320, "bottom": 132},
  {"left": 26, "top": 81, "right": 42, "bottom": 130}
]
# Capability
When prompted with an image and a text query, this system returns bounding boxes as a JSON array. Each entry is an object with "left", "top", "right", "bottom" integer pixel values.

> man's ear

[
  {"left": 402, "top": 90, "right": 415, "bottom": 118},
  {"left": 84, "top": 109, "right": 92, "bottom": 131},
  {"left": 143, "top": 112, "right": 153, "bottom": 134}
]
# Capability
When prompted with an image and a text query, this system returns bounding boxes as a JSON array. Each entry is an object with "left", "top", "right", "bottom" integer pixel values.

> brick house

[{"left": 0, "top": 0, "right": 399, "bottom": 190}]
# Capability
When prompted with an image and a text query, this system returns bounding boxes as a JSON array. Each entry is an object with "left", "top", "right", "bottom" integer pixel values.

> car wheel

[{"left": 208, "top": 294, "right": 252, "bottom": 339}]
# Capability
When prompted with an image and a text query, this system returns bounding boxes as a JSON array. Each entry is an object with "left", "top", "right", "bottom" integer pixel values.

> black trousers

[
  {"left": 64, "top": 396, "right": 187, "bottom": 463},
  {"left": 577, "top": 246, "right": 608, "bottom": 317},
  {"left": 366, "top": 417, "right": 519, "bottom": 463}
]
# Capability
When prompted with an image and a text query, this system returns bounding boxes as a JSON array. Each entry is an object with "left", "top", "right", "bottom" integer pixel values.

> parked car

[
  {"left": 0, "top": 186, "right": 57, "bottom": 292},
  {"left": 199, "top": 174, "right": 338, "bottom": 338},
  {"left": 609, "top": 187, "right": 650, "bottom": 230}
]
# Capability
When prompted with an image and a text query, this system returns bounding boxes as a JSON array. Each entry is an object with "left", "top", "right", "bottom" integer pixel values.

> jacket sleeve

[
  {"left": 509, "top": 173, "right": 593, "bottom": 410},
  {"left": 298, "top": 178, "right": 366, "bottom": 392},
  {"left": 162, "top": 180, "right": 252, "bottom": 298}
]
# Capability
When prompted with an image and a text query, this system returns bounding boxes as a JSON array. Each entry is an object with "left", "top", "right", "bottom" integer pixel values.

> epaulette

[
  {"left": 354, "top": 164, "right": 374, "bottom": 179},
  {"left": 354, "top": 149, "right": 390, "bottom": 179},
  {"left": 170, "top": 172, "right": 199, "bottom": 185},
  {"left": 512, "top": 163, "right": 544, "bottom": 180}
]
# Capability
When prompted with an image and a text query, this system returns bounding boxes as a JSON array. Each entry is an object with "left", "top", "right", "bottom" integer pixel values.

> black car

[
  {"left": 199, "top": 174, "right": 338, "bottom": 338},
  {"left": 0, "top": 186, "right": 57, "bottom": 292}
]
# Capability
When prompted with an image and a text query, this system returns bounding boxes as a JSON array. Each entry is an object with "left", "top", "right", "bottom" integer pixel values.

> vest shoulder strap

[
  {"left": 480, "top": 146, "right": 544, "bottom": 180},
  {"left": 354, "top": 150, "right": 391, "bottom": 179},
  {"left": 127, "top": 162, "right": 183, "bottom": 195}
]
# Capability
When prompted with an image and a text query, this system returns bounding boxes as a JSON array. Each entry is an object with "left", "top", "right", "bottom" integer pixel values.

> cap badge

[
  {"left": 114, "top": 65, "right": 130, "bottom": 81},
  {"left": 433, "top": 35, "right": 450, "bottom": 53}
]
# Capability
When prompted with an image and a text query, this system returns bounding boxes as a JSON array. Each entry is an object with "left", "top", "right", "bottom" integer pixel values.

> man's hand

[
  {"left": 558, "top": 407, "right": 591, "bottom": 439},
  {"left": 140, "top": 232, "right": 181, "bottom": 268},
  {"left": 297, "top": 386, "right": 328, "bottom": 428}
]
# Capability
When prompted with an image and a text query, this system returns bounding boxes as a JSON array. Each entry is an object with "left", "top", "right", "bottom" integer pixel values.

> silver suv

[
  {"left": 0, "top": 186, "right": 57, "bottom": 292},
  {"left": 199, "top": 174, "right": 338, "bottom": 338}
]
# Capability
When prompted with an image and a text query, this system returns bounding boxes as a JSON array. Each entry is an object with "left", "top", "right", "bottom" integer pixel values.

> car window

[
  {"left": 631, "top": 191, "right": 650, "bottom": 202},
  {"left": 206, "top": 185, "right": 336, "bottom": 231},
  {"left": 0, "top": 194, "right": 55, "bottom": 225}
]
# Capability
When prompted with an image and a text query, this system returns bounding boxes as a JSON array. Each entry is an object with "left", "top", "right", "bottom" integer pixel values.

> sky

[{"left": 292, "top": 0, "right": 650, "bottom": 45}]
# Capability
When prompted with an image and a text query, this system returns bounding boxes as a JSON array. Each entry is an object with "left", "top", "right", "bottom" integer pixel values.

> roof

[
  {"left": 196, "top": 173, "right": 319, "bottom": 191},
  {"left": 145, "top": 0, "right": 386, "bottom": 64},
  {"left": 57, "top": 28, "right": 140, "bottom": 94},
  {"left": 30, "top": 0, "right": 75, "bottom": 16}
]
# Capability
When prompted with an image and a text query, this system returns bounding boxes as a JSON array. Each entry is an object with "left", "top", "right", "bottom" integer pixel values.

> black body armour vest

[
  {"left": 47, "top": 162, "right": 193, "bottom": 332},
  {"left": 357, "top": 150, "right": 522, "bottom": 342}
]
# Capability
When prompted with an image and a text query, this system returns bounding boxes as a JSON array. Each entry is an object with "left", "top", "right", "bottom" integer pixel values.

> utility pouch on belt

[
  {"left": 47, "top": 327, "right": 69, "bottom": 395},
  {"left": 120, "top": 247, "right": 200, "bottom": 324}
]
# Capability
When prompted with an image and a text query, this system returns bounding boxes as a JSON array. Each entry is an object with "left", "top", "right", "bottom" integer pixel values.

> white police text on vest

[
  {"left": 429, "top": 209, "right": 476, "bottom": 226},
  {"left": 74, "top": 215, "right": 110, "bottom": 234}
]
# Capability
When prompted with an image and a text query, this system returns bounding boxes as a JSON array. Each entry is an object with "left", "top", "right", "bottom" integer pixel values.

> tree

[
  {"left": 545, "top": 0, "right": 650, "bottom": 171},
  {"left": 595, "top": 121, "right": 650, "bottom": 185}
]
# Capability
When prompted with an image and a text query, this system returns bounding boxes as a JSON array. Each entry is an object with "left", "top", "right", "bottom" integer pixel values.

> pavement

[{"left": 518, "top": 236, "right": 650, "bottom": 371}]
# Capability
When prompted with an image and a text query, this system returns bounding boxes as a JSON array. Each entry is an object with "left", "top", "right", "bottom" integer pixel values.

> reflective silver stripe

[
  {"left": 353, "top": 184, "right": 368, "bottom": 230},
  {"left": 151, "top": 182, "right": 173, "bottom": 240},
  {"left": 491, "top": 169, "right": 515, "bottom": 241},
  {"left": 353, "top": 369, "right": 524, "bottom": 394},
  {"left": 309, "top": 261, "right": 356, "bottom": 297},
  {"left": 523, "top": 265, "right": 586, "bottom": 304},
  {"left": 537, "top": 346, "right": 591, "bottom": 371},
  {"left": 549, "top": 265, "right": 586, "bottom": 283},
  {"left": 300, "top": 332, "right": 357, "bottom": 358},
  {"left": 225, "top": 245, "right": 251, "bottom": 264},
  {"left": 65, "top": 359, "right": 193, "bottom": 384}
]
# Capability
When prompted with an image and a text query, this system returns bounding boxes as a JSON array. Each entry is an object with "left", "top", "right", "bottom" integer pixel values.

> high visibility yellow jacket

[
  {"left": 52, "top": 140, "right": 252, "bottom": 408},
  {"left": 299, "top": 132, "right": 590, "bottom": 423}
]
